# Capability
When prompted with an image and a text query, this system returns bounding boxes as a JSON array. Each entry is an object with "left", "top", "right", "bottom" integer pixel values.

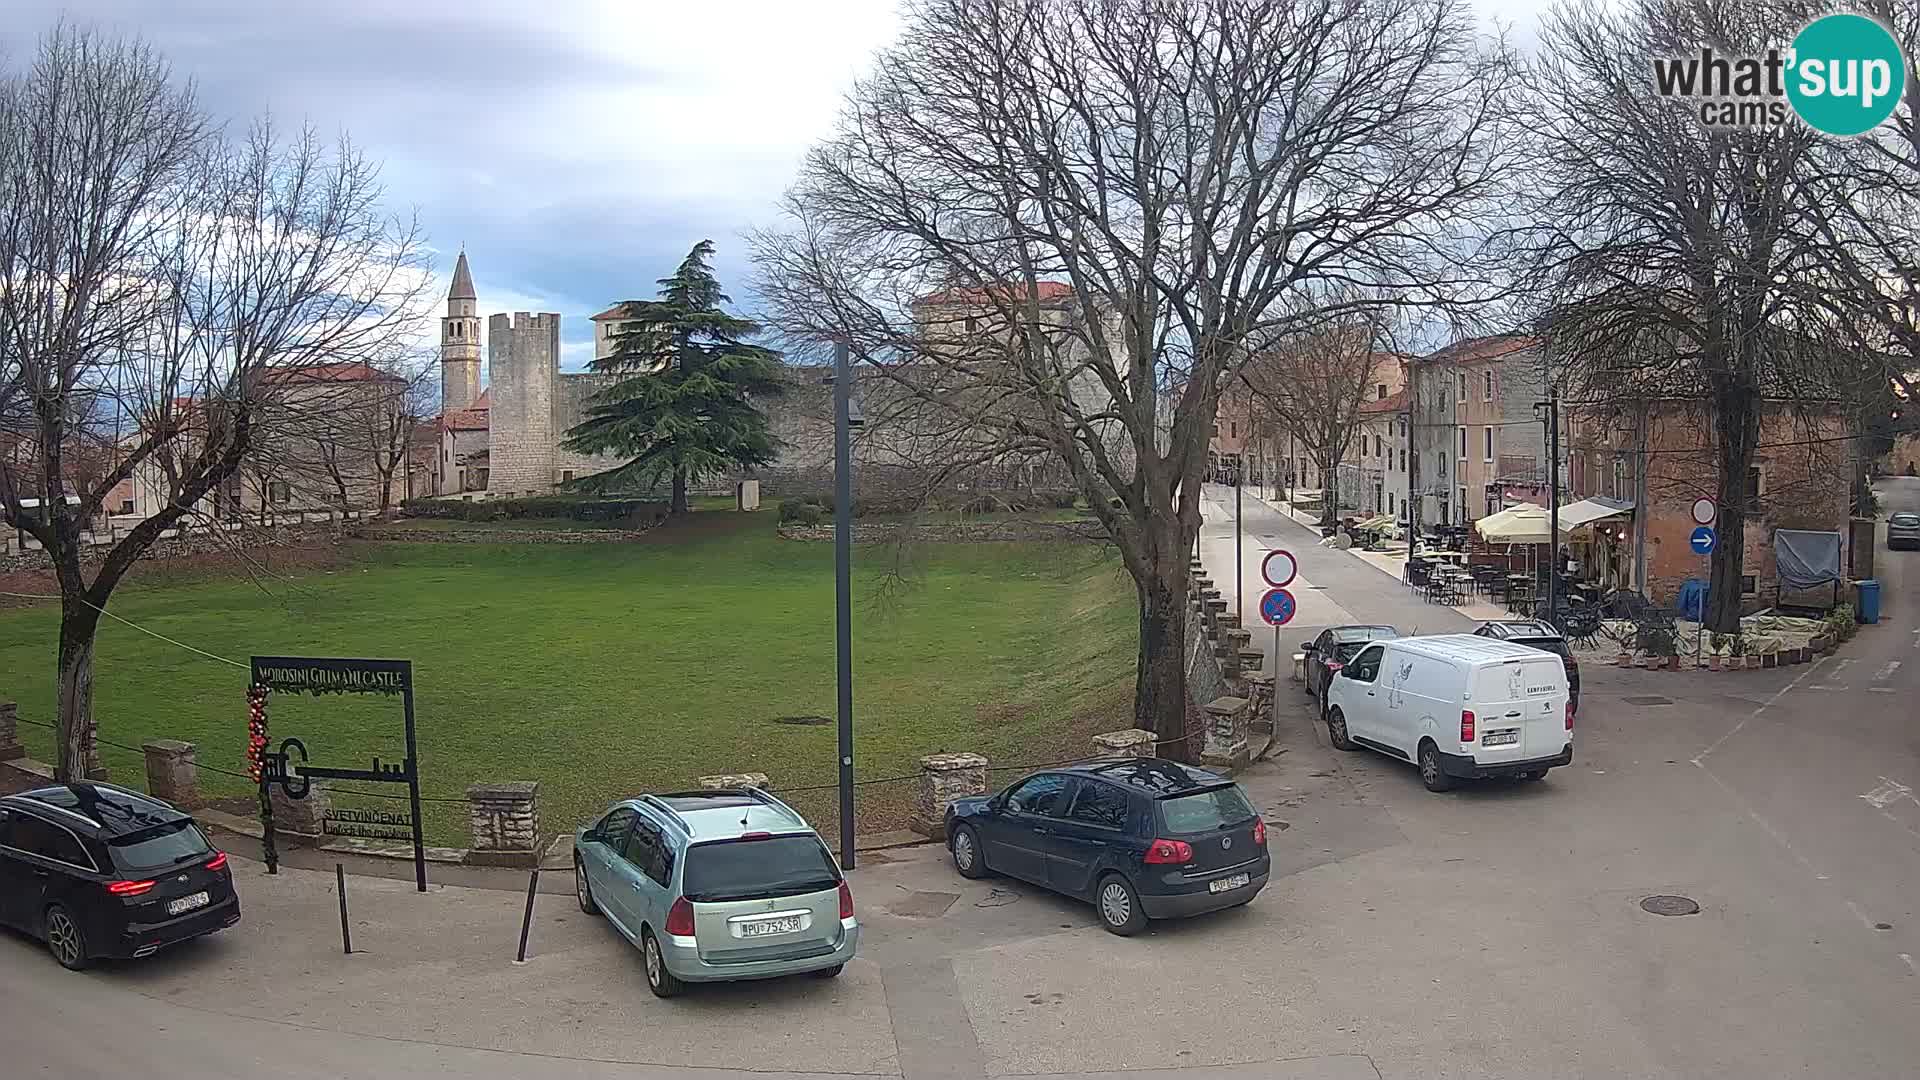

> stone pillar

[
  {"left": 1237, "top": 648, "right": 1264, "bottom": 673},
  {"left": 142, "top": 739, "right": 198, "bottom": 806},
  {"left": 271, "top": 780, "right": 329, "bottom": 840},
  {"left": 699, "top": 772, "right": 770, "bottom": 790},
  {"left": 911, "top": 752, "right": 987, "bottom": 840},
  {"left": 1200, "top": 696, "right": 1251, "bottom": 773},
  {"left": 1091, "top": 729, "right": 1157, "bottom": 759},
  {"left": 468, "top": 781, "right": 540, "bottom": 866},
  {"left": 0, "top": 701, "right": 23, "bottom": 762}
]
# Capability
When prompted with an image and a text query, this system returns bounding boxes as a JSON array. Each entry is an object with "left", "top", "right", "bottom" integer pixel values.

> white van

[{"left": 1322, "top": 634, "right": 1572, "bottom": 792}]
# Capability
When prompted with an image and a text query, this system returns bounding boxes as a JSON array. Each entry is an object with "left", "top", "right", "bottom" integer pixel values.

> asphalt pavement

[{"left": 5, "top": 481, "right": 1919, "bottom": 1079}]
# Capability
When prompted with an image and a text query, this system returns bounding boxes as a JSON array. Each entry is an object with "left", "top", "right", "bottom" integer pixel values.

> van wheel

[
  {"left": 1095, "top": 873, "right": 1149, "bottom": 936},
  {"left": 1326, "top": 707, "right": 1357, "bottom": 751},
  {"left": 1418, "top": 742, "right": 1455, "bottom": 793},
  {"left": 642, "top": 929, "right": 684, "bottom": 998}
]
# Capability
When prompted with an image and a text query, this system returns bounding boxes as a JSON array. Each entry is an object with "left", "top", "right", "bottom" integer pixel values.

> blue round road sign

[
  {"left": 1260, "top": 587, "right": 1297, "bottom": 626},
  {"left": 1690, "top": 525, "right": 1716, "bottom": 555}
]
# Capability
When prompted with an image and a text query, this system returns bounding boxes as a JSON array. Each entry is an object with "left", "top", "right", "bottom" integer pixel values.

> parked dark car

[
  {"left": 0, "top": 783, "right": 239, "bottom": 969},
  {"left": 943, "top": 759, "right": 1268, "bottom": 935},
  {"left": 1473, "top": 619, "right": 1582, "bottom": 716},
  {"left": 1890, "top": 512, "right": 1920, "bottom": 551},
  {"left": 1301, "top": 625, "right": 1400, "bottom": 702}
]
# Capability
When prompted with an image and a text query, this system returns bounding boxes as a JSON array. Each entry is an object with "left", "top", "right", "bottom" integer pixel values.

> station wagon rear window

[
  {"left": 1157, "top": 785, "right": 1258, "bottom": 834},
  {"left": 684, "top": 835, "right": 840, "bottom": 903},
  {"left": 109, "top": 820, "right": 212, "bottom": 873}
]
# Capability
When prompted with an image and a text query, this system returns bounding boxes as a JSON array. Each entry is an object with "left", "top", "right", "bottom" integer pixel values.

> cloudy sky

[{"left": 3, "top": 0, "right": 1554, "bottom": 376}]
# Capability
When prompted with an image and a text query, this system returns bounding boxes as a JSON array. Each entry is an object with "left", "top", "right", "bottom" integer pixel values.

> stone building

[{"left": 1407, "top": 335, "right": 1548, "bottom": 529}]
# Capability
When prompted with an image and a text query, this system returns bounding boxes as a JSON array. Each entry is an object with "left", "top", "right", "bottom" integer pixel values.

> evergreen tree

[{"left": 564, "top": 241, "right": 785, "bottom": 513}]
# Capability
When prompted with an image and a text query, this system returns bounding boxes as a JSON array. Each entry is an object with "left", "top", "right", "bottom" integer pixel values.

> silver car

[
  {"left": 573, "top": 788, "right": 857, "bottom": 997},
  {"left": 1890, "top": 512, "right": 1920, "bottom": 551}
]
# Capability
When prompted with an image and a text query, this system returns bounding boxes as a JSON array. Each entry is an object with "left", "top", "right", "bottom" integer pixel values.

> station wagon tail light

[
  {"left": 664, "top": 896, "right": 696, "bottom": 936},
  {"left": 107, "top": 879, "right": 156, "bottom": 897},
  {"left": 205, "top": 852, "right": 228, "bottom": 872},
  {"left": 1566, "top": 702, "right": 1575, "bottom": 731},
  {"left": 1252, "top": 819, "right": 1267, "bottom": 847},
  {"left": 838, "top": 880, "right": 855, "bottom": 919},
  {"left": 1461, "top": 710, "right": 1476, "bottom": 743},
  {"left": 1144, "top": 838, "right": 1194, "bottom": 865}
]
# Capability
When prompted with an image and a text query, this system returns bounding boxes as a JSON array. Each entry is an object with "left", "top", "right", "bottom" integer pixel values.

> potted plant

[
  {"left": 1726, "top": 634, "right": 1746, "bottom": 671},
  {"left": 1707, "top": 631, "right": 1725, "bottom": 671},
  {"left": 1601, "top": 622, "right": 1634, "bottom": 667}
]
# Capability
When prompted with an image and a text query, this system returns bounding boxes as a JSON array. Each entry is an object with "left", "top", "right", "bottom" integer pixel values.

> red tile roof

[
  {"left": 264, "top": 361, "right": 404, "bottom": 384},
  {"left": 440, "top": 407, "right": 489, "bottom": 433},
  {"left": 591, "top": 302, "right": 644, "bottom": 321},
  {"left": 1359, "top": 389, "right": 1409, "bottom": 414},
  {"left": 1418, "top": 335, "right": 1537, "bottom": 366}
]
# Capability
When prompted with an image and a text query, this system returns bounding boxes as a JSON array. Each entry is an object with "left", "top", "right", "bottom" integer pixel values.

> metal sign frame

[{"left": 248, "top": 656, "right": 426, "bottom": 892}]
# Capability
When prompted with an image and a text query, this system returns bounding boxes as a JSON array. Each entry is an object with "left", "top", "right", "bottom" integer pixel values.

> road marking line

[
  {"left": 1870, "top": 687, "right": 1896, "bottom": 693},
  {"left": 1692, "top": 656, "right": 1828, "bottom": 766},
  {"left": 1874, "top": 661, "right": 1901, "bottom": 682},
  {"left": 1861, "top": 777, "right": 1917, "bottom": 810},
  {"left": 1805, "top": 684, "right": 1849, "bottom": 691},
  {"left": 1901, "top": 954, "right": 1916, "bottom": 976},
  {"left": 1847, "top": 901, "right": 1877, "bottom": 930},
  {"left": 1835, "top": 658, "right": 1857, "bottom": 673}
]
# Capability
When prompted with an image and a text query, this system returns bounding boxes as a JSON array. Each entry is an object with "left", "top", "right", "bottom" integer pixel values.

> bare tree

[
  {"left": 1241, "top": 309, "right": 1396, "bottom": 528},
  {"left": 752, "top": 0, "right": 1520, "bottom": 749},
  {"left": 1520, "top": 0, "right": 1862, "bottom": 633},
  {"left": 0, "top": 27, "right": 431, "bottom": 780}
]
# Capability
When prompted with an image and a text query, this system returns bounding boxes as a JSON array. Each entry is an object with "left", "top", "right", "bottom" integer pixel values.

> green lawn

[{"left": 0, "top": 512, "right": 1135, "bottom": 844}]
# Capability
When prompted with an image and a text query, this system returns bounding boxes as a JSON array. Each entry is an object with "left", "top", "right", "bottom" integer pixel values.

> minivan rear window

[
  {"left": 683, "top": 835, "right": 840, "bottom": 903},
  {"left": 1158, "top": 786, "right": 1258, "bottom": 834},
  {"left": 109, "top": 820, "right": 212, "bottom": 873}
]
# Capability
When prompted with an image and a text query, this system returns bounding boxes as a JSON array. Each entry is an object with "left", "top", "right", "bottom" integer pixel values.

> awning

[{"left": 1554, "top": 496, "right": 1634, "bottom": 531}]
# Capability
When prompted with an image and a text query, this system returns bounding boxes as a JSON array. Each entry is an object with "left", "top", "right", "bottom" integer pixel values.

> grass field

[{"left": 0, "top": 511, "right": 1136, "bottom": 844}]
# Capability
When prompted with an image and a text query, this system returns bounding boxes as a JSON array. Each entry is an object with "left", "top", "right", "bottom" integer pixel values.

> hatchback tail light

[
  {"left": 1461, "top": 710, "right": 1476, "bottom": 742},
  {"left": 108, "top": 879, "right": 156, "bottom": 897},
  {"left": 1252, "top": 818, "right": 1267, "bottom": 847},
  {"left": 1144, "top": 838, "right": 1194, "bottom": 865},
  {"left": 838, "top": 880, "right": 855, "bottom": 919},
  {"left": 205, "top": 852, "right": 228, "bottom": 872},
  {"left": 664, "top": 896, "right": 696, "bottom": 937},
  {"left": 1566, "top": 702, "right": 1574, "bottom": 731}
]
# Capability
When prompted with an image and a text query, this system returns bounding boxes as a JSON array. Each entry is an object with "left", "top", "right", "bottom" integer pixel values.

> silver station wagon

[{"left": 573, "top": 788, "right": 858, "bottom": 997}]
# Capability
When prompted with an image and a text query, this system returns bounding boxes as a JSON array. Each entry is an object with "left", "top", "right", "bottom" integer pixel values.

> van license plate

[
  {"left": 1483, "top": 730, "right": 1519, "bottom": 746},
  {"left": 167, "top": 891, "right": 210, "bottom": 916},
  {"left": 1208, "top": 873, "right": 1250, "bottom": 894},
  {"left": 740, "top": 915, "right": 803, "bottom": 937}
]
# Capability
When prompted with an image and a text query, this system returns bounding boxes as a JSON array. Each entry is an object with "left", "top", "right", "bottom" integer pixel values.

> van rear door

[{"left": 1467, "top": 655, "right": 1567, "bottom": 762}]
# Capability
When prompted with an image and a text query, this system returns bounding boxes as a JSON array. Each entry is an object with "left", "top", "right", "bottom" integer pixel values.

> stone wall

[
  {"left": 549, "top": 371, "right": 623, "bottom": 481},
  {"left": 2, "top": 521, "right": 347, "bottom": 574},
  {"left": 353, "top": 525, "right": 661, "bottom": 544},
  {"left": 486, "top": 312, "right": 561, "bottom": 496},
  {"left": 777, "top": 520, "right": 1108, "bottom": 544}
]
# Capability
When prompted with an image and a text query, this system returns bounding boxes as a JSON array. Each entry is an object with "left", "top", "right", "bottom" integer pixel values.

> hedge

[{"left": 399, "top": 496, "right": 671, "bottom": 526}]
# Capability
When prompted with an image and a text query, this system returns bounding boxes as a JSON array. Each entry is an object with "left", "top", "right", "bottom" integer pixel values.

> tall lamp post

[{"left": 831, "top": 342, "right": 859, "bottom": 869}]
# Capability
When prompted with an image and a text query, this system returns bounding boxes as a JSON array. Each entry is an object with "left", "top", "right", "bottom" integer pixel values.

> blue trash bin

[{"left": 1856, "top": 579, "right": 1880, "bottom": 624}]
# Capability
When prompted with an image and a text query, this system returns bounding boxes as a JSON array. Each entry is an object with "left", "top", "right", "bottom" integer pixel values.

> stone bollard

[
  {"left": 910, "top": 752, "right": 987, "bottom": 840},
  {"left": 1200, "top": 697, "right": 1251, "bottom": 773},
  {"left": 467, "top": 781, "right": 541, "bottom": 867},
  {"left": 1220, "top": 649, "right": 1243, "bottom": 680},
  {"left": 271, "top": 780, "right": 330, "bottom": 840},
  {"left": 1091, "top": 729, "right": 1157, "bottom": 759},
  {"left": 1218, "top": 613, "right": 1242, "bottom": 632},
  {"left": 142, "top": 740, "right": 199, "bottom": 806},
  {"left": 699, "top": 772, "right": 770, "bottom": 790},
  {"left": 0, "top": 701, "right": 22, "bottom": 762},
  {"left": 1237, "top": 647, "right": 1264, "bottom": 673}
]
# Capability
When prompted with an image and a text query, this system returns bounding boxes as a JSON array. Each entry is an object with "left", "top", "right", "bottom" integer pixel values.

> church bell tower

[{"left": 441, "top": 251, "right": 482, "bottom": 410}]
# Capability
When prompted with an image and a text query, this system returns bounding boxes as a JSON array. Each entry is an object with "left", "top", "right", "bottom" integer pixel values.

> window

[
  {"left": 1483, "top": 370, "right": 1494, "bottom": 401},
  {"left": 3, "top": 813, "right": 93, "bottom": 870},
  {"left": 1387, "top": 491, "right": 1395, "bottom": 515},
  {"left": 118, "top": 498, "right": 134, "bottom": 514},
  {"left": 1372, "top": 434, "right": 1382, "bottom": 458},
  {"left": 1158, "top": 785, "right": 1258, "bottom": 833},
  {"left": 1458, "top": 427, "right": 1467, "bottom": 458},
  {"left": 109, "top": 821, "right": 212, "bottom": 873},
  {"left": 1746, "top": 465, "right": 1764, "bottom": 501},
  {"left": 1456, "top": 372, "right": 1467, "bottom": 403},
  {"left": 1067, "top": 781, "right": 1131, "bottom": 830},
  {"left": 1436, "top": 451, "right": 1447, "bottom": 476},
  {"left": 965, "top": 316, "right": 977, "bottom": 334},
  {"left": 1483, "top": 426, "right": 1494, "bottom": 462},
  {"left": 1342, "top": 644, "right": 1386, "bottom": 683},
  {"left": 591, "top": 808, "right": 638, "bottom": 851},
  {"left": 625, "top": 821, "right": 671, "bottom": 886},
  {"left": 1006, "top": 773, "right": 1075, "bottom": 816},
  {"left": 269, "top": 481, "right": 290, "bottom": 504},
  {"left": 1376, "top": 383, "right": 1388, "bottom": 400},
  {"left": 1458, "top": 486, "right": 1469, "bottom": 517},
  {"left": 1229, "top": 421, "right": 1237, "bottom": 439},
  {"left": 561, "top": 470, "right": 574, "bottom": 484},
  {"left": 683, "top": 836, "right": 839, "bottom": 903},
  {"left": 1400, "top": 448, "right": 1407, "bottom": 471}
]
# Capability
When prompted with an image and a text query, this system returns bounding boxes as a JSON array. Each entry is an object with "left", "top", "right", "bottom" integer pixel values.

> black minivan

[
  {"left": 0, "top": 783, "right": 240, "bottom": 969},
  {"left": 943, "top": 758, "right": 1269, "bottom": 935}
]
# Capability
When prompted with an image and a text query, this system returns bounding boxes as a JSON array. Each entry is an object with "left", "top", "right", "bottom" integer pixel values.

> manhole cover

[
  {"left": 1641, "top": 894, "right": 1701, "bottom": 916},
  {"left": 772, "top": 715, "right": 832, "bottom": 726},
  {"left": 887, "top": 890, "right": 960, "bottom": 919},
  {"left": 1624, "top": 696, "right": 1674, "bottom": 706}
]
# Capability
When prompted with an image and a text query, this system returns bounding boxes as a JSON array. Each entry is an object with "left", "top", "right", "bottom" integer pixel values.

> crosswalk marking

[{"left": 1874, "top": 661, "right": 1901, "bottom": 682}]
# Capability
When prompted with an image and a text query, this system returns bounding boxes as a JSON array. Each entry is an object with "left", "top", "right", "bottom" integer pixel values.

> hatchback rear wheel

[
  {"left": 1095, "top": 873, "right": 1148, "bottom": 936},
  {"left": 44, "top": 904, "right": 88, "bottom": 971}
]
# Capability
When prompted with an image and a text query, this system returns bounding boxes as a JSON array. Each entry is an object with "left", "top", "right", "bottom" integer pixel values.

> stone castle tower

[
  {"left": 487, "top": 311, "right": 564, "bottom": 494},
  {"left": 440, "top": 251, "right": 482, "bottom": 410}
]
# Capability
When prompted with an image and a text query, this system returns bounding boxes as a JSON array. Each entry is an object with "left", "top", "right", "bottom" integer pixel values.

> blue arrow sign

[
  {"left": 1690, "top": 525, "right": 1716, "bottom": 555},
  {"left": 1260, "top": 587, "right": 1298, "bottom": 627}
]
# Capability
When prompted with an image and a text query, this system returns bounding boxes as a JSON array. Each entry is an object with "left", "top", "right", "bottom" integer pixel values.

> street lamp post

[{"left": 832, "top": 342, "right": 856, "bottom": 870}]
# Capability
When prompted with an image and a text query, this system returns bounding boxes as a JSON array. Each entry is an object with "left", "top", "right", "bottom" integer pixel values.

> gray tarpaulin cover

[{"left": 1774, "top": 529, "right": 1842, "bottom": 590}]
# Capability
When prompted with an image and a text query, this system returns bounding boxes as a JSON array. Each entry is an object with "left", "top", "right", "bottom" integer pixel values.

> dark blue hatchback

[{"left": 943, "top": 758, "right": 1269, "bottom": 935}]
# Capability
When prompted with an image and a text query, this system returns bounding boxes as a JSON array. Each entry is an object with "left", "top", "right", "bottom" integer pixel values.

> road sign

[
  {"left": 1691, "top": 497, "right": 1717, "bottom": 525},
  {"left": 1261, "top": 548, "right": 1298, "bottom": 588},
  {"left": 1689, "top": 525, "right": 1716, "bottom": 554},
  {"left": 1260, "top": 587, "right": 1298, "bottom": 626}
]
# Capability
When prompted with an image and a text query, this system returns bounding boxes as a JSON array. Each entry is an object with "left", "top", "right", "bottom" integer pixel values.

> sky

[{"left": 1, "top": 0, "right": 1556, "bottom": 378}]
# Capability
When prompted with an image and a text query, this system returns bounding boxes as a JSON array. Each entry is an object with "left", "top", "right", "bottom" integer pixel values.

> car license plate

[
  {"left": 1208, "top": 872, "right": 1250, "bottom": 895},
  {"left": 1483, "top": 729, "right": 1519, "bottom": 746},
  {"left": 166, "top": 891, "right": 210, "bottom": 916},
  {"left": 740, "top": 915, "right": 803, "bottom": 937}
]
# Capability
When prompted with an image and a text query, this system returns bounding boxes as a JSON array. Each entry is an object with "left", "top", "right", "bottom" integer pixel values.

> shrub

[
  {"left": 778, "top": 498, "right": 827, "bottom": 526},
  {"left": 399, "top": 496, "right": 669, "bottom": 527}
]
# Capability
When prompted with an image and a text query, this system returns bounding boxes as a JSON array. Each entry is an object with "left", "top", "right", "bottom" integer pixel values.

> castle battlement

[{"left": 490, "top": 311, "right": 560, "bottom": 331}]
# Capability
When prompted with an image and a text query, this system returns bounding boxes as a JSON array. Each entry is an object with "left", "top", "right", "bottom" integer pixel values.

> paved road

[{"left": 6, "top": 484, "right": 1919, "bottom": 1079}]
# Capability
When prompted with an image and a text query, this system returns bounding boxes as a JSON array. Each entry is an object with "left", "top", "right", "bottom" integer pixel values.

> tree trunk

[
  {"left": 54, "top": 601, "right": 104, "bottom": 781},
  {"left": 670, "top": 467, "right": 689, "bottom": 515},
  {"left": 1130, "top": 515, "right": 1191, "bottom": 760},
  {"left": 1707, "top": 385, "right": 1758, "bottom": 634}
]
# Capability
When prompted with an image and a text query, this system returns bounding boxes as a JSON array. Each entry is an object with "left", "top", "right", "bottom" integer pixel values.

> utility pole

[
  {"left": 1633, "top": 403, "right": 1649, "bottom": 596},
  {"left": 832, "top": 342, "right": 856, "bottom": 870},
  {"left": 1544, "top": 383, "right": 1561, "bottom": 625},
  {"left": 1234, "top": 457, "right": 1243, "bottom": 622},
  {"left": 1406, "top": 364, "right": 1419, "bottom": 559}
]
